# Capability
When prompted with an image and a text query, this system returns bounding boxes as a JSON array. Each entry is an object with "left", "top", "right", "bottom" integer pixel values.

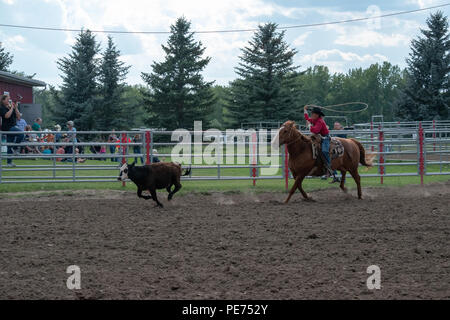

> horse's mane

[{"left": 288, "top": 125, "right": 311, "bottom": 144}]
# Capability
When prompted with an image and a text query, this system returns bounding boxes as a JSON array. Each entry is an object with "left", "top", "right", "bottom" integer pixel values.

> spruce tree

[
  {"left": 141, "top": 17, "right": 215, "bottom": 130},
  {"left": 229, "top": 23, "right": 298, "bottom": 125},
  {"left": 98, "top": 36, "right": 130, "bottom": 130},
  {"left": 51, "top": 30, "right": 100, "bottom": 130},
  {"left": 396, "top": 11, "right": 450, "bottom": 120},
  {"left": 0, "top": 42, "right": 13, "bottom": 71}
]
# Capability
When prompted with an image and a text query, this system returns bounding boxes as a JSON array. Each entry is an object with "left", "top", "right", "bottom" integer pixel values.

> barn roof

[{"left": 0, "top": 70, "right": 46, "bottom": 87}]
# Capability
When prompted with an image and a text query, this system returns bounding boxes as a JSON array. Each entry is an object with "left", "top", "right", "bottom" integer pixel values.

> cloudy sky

[{"left": 1, "top": 0, "right": 449, "bottom": 87}]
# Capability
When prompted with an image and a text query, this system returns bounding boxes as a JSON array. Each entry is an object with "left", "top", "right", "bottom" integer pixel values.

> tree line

[{"left": 1, "top": 12, "right": 448, "bottom": 130}]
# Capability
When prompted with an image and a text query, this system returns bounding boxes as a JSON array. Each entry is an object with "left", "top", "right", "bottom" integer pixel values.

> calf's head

[{"left": 118, "top": 162, "right": 135, "bottom": 181}]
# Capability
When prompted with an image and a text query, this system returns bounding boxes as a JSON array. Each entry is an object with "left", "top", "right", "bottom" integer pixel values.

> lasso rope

[{"left": 305, "top": 102, "right": 369, "bottom": 114}]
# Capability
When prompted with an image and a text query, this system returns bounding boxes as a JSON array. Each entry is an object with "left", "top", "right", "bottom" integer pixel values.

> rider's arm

[{"left": 304, "top": 107, "right": 312, "bottom": 122}]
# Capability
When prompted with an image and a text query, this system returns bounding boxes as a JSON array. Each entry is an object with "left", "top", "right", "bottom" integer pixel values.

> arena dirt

[{"left": 0, "top": 182, "right": 449, "bottom": 299}]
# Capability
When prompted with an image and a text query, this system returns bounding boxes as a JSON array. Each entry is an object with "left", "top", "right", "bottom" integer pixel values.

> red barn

[{"left": 0, "top": 70, "right": 46, "bottom": 125}]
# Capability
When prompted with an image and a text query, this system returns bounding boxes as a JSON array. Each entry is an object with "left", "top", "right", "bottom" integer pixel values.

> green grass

[{"left": 0, "top": 155, "right": 449, "bottom": 194}]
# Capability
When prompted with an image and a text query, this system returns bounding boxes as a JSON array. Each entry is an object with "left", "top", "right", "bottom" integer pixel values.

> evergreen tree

[
  {"left": 51, "top": 30, "right": 100, "bottom": 130},
  {"left": 141, "top": 17, "right": 215, "bottom": 130},
  {"left": 229, "top": 23, "right": 298, "bottom": 125},
  {"left": 98, "top": 36, "right": 130, "bottom": 130},
  {"left": 0, "top": 42, "right": 13, "bottom": 71},
  {"left": 396, "top": 11, "right": 450, "bottom": 120}
]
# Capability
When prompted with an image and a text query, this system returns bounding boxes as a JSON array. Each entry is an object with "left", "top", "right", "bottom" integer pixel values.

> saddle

[{"left": 309, "top": 134, "right": 345, "bottom": 176}]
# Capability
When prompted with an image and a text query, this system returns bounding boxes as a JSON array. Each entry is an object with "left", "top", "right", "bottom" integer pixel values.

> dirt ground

[{"left": 0, "top": 182, "right": 449, "bottom": 300}]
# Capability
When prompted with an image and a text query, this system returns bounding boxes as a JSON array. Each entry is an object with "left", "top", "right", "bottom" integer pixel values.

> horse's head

[{"left": 272, "top": 121, "right": 299, "bottom": 147}]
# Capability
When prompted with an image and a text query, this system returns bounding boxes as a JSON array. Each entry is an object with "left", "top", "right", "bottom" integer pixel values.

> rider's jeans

[
  {"left": 322, "top": 136, "right": 331, "bottom": 166},
  {"left": 321, "top": 136, "right": 336, "bottom": 175}
]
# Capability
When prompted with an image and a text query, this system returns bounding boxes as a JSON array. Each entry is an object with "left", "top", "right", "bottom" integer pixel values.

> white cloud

[
  {"left": 2, "top": 34, "right": 26, "bottom": 51},
  {"left": 298, "top": 49, "right": 387, "bottom": 73},
  {"left": 3, "top": 1, "right": 430, "bottom": 85},
  {"left": 46, "top": 0, "right": 291, "bottom": 85},
  {"left": 2, "top": 0, "right": 15, "bottom": 4},
  {"left": 335, "top": 29, "right": 410, "bottom": 47},
  {"left": 293, "top": 32, "right": 311, "bottom": 46},
  {"left": 407, "top": 0, "right": 436, "bottom": 9}
]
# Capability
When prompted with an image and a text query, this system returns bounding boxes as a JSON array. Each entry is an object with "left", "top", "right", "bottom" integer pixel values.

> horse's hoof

[
  {"left": 341, "top": 188, "right": 348, "bottom": 193},
  {"left": 303, "top": 197, "right": 315, "bottom": 202}
]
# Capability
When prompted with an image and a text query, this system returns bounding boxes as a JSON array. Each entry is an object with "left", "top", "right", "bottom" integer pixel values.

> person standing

[
  {"left": 0, "top": 95, "right": 24, "bottom": 167},
  {"left": 54, "top": 124, "right": 62, "bottom": 142},
  {"left": 65, "top": 120, "right": 77, "bottom": 155},
  {"left": 132, "top": 134, "right": 144, "bottom": 164},
  {"left": 108, "top": 130, "right": 118, "bottom": 162}
]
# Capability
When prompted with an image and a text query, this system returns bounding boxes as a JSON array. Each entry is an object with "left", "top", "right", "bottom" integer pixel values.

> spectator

[
  {"left": 42, "top": 145, "right": 52, "bottom": 156},
  {"left": 333, "top": 122, "right": 347, "bottom": 138},
  {"left": 15, "top": 113, "right": 27, "bottom": 153},
  {"left": 56, "top": 145, "right": 65, "bottom": 162},
  {"left": 152, "top": 149, "right": 161, "bottom": 163},
  {"left": 16, "top": 113, "right": 27, "bottom": 131},
  {"left": 133, "top": 134, "right": 144, "bottom": 164},
  {"left": 54, "top": 124, "right": 62, "bottom": 142},
  {"left": 44, "top": 129, "right": 55, "bottom": 149},
  {"left": 65, "top": 120, "right": 77, "bottom": 155},
  {"left": 99, "top": 145, "right": 107, "bottom": 161},
  {"left": 0, "top": 95, "right": 24, "bottom": 167},
  {"left": 108, "top": 130, "right": 118, "bottom": 162},
  {"left": 32, "top": 118, "right": 43, "bottom": 136},
  {"left": 23, "top": 125, "right": 41, "bottom": 156}
]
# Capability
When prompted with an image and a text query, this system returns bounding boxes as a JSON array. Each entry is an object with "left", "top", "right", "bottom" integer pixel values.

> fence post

[
  {"left": 150, "top": 131, "right": 155, "bottom": 163},
  {"left": 284, "top": 145, "right": 289, "bottom": 192},
  {"left": 378, "top": 127, "right": 384, "bottom": 185},
  {"left": 370, "top": 121, "right": 374, "bottom": 152},
  {"left": 432, "top": 119, "right": 436, "bottom": 152},
  {"left": 145, "top": 131, "right": 151, "bottom": 165},
  {"left": 418, "top": 122, "right": 424, "bottom": 186},
  {"left": 72, "top": 137, "right": 76, "bottom": 182},
  {"left": 121, "top": 132, "right": 127, "bottom": 187},
  {"left": 251, "top": 131, "right": 257, "bottom": 186},
  {"left": 0, "top": 132, "right": 2, "bottom": 183}
]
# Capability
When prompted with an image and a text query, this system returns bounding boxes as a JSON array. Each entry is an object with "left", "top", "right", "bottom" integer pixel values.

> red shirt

[{"left": 304, "top": 112, "right": 329, "bottom": 136}]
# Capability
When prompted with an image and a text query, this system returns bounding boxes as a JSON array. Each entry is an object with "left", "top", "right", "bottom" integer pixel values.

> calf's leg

[
  {"left": 138, "top": 188, "right": 152, "bottom": 200},
  {"left": 168, "top": 181, "right": 182, "bottom": 201},
  {"left": 149, "top": 189, "right": 163, "bottom": 207}
]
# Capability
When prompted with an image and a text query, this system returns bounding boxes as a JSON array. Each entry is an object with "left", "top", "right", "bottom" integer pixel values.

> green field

[{"left": 1, "top": 155, "right": 449, "bottom": 194}]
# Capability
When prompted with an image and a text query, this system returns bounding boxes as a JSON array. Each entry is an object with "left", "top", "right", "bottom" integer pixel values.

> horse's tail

[{"left": 350, "top": 138, "right": 374, "bottom": 168}]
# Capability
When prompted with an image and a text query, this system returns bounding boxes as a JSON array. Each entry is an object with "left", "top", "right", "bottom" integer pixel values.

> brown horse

[{"left": 273, "top": 120, "right": 373, "bottom": 203}]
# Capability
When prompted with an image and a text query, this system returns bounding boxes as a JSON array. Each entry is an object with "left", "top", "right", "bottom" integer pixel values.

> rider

[{"left": 303, "top": 105, "right": 340, "bottom": 183}]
